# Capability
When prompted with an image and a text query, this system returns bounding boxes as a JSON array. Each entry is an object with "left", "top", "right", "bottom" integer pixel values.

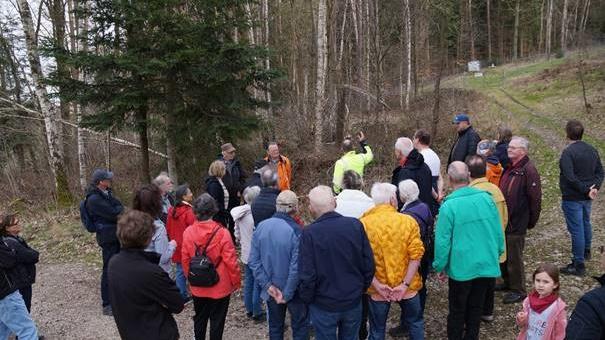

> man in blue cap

[
  {"left": 85, "top": 169, "right": 124, "bottom": 316},
  {"left": 448, "top": 112, "right": 481, "bottom": 166}
]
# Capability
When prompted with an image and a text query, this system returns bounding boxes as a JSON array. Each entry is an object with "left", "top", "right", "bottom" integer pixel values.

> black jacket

[
  {"left": 448, "top": 126, "right": 481, "bottom": 165},
  {"left": 391, "top": 149, "right": 434, "bottom": 211},
  {"left": 86, "top": 186, "right": 124, "bottom": 246},
  {"left": 559, "top": 141, "right": 604, "bottom": 201},
  {"left": 245, "top": 172, "right": 263, "bottom": 190},
  {"left": 218, "top": 156, "right": 247, "bottom": 209},
  {"left": 566, "top": 274, "right": 605, "bottom": 340},
  {"left": 251, "top": 187, "right": 280, "bottom": 226},
  {"left": 0, "top": 239, "right": 18, "bottom": 299},
  {"left": 108, "top": 249, "right": 184, "bottom": 340},
  {"left": 205, "top": 176, "right": 232, "bottom": 229},
  {"left": 494, "top": 141, "right": 510, "bottom": 169},
  {"left": 3, "top": 236, "right": 38, "bottom": 288}
]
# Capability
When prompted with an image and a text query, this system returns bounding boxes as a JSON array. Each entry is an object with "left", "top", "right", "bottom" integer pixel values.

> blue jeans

[
  {"left": 267, "top": 297, "right": 309, "bottom": 340},
  {"left": 0, "top": 291, "right": 38, "bottom": 340},
  {"left": 369, "top": 296, "right": 424, "bottom": 340},
  {"left": 244, "top": 264, "right": 262, "bottom": 316},
  {"left": 562, "top": 200, "right": 593, "bottom": 263},
  {"left": 175, "top": 263, "right": 189, "bottom": 300},
  {"left": 310, "top": 301, "right": 362, "bottom": 340}
]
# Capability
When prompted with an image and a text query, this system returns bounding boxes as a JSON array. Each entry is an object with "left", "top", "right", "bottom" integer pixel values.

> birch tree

[
  {"left": 545, "top": 0, "right": 554, "bottom": 58},
  {"left": 402, "top": 0, "right": 411, "bottom": 111},
  {"left": 16, "top": 0, "right": 72, "bottom": 203},
  {"left": 314, "top": 0, "right": 328, "bottom": 151},
  {"left": 561, "top": 0, "right": 569, "bottom": 54},
  {"left": 513, "top": 0, "right": 520, "bottom": 59}
]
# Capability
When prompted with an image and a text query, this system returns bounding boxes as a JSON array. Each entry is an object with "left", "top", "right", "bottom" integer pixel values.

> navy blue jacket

[
  {"left": 494, "top": 141, "right": 510, "bottom": 169},
  {"left": 251, "top": 187, "right": 280, "bottom": 226},
  {"left": 205, "top": 176, "right": 232, "bottom": 228},
  {"left": 402, "top": 200, "right": 434, "bottom": 267},
  {"left": 566, "top": 274, "right": 605, "bottom": 340},
  {"left": 392, "top": 149, "right": 435, "bottom": 214},
  {"left": 448, "top": 126, "right": 481, "bottom": 165},
  {"left": 3, "top": 235, "right": 38, "bottom": 288},
  {"left": 559, "top": 141, "right": 604, "bottom": 201},
  {"left": 86, "top": 186, "right": 124, "bottom": 246},
  {"left": 298, "top": 211, "right": 375, "bottom": 312},
  {"left": 0, "top": 239, "right": 18, "bottom": 299}
]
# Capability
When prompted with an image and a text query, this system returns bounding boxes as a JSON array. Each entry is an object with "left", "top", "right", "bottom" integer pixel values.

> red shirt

[
  {"left": 166, "top": 203, "right": 196, "bottom": 263},
  {"left": 182, "top": 220, "right": 241, "bottom": 299}
]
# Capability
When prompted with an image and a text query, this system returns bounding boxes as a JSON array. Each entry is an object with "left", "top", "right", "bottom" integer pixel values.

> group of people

[{"left": 0, "top": 112, "right": 603, "bottom": 340}]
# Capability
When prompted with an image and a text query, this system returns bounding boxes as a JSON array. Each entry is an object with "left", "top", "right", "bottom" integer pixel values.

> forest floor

[{"left": 23, "top": 47, "right": 605, "bottom": 339}]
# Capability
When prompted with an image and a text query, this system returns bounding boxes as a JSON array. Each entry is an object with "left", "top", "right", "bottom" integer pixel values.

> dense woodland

[{"left": 0, "top": 0, "right": 604, "bottom": 204}]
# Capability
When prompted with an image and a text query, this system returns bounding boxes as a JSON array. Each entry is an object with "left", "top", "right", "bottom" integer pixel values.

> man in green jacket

[
  {"left": 332, "top": 132, "right": 373, "bottom": 193},
  {"left": 433, "top": 161, "right": 504, "bottom": 340}
]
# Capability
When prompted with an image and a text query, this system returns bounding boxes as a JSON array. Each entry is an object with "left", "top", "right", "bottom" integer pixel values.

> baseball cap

[
  {"left": 276, "top": 190, "right": 298, "bottom": 208},
  {"left": 92, "top": 169, "right": 113, "bottom": 184},
  {"left": 453, "top": 113, "right": 470, "bottom": 124},
  {"left": 477, "top": 140, "right": 494, "bottom": 155}
]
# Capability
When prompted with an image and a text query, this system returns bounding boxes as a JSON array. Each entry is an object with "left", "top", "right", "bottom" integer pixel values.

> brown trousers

[{"left": 502, "top": 233, "right": 526, "bottom": 294}]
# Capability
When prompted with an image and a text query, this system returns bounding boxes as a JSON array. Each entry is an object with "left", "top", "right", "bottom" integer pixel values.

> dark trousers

[
  {"left": 267, "top": 297, "right": 309, "bottom": 340},
  {"left": 447, "top": 278, "right": 491, "bottom": 340},
  {"left": 193, "top": 295, "right": 230, "bottom": 340},
  {"left": 100, "top": 242, "right": 120, "bottom": 307},
  {"left": 19, "top": 286, "right": 33, "bottom": 312},
  {"left": 482, "top": 278, "right": 496, "bottom": 316},
  {"left": 502, "top": 234, "right": 526, "bottom": 294},
  {"left": 359, "top": 294, "right": 369, "bottom": 340},
  {"left": 400, "top": 261, "right": 430, "bottom": 326}
]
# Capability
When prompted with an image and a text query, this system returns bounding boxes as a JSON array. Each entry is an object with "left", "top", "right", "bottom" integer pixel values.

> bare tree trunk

[
  {"left": 545, "top": 0, "right": 554, "bottom": 58},
  {"left": 487, "top": 0, "right": 492, "bottom": 61},
  {"left": 403, "top": 0, "right": 411, "bottom": 111},
  {"left": 136, "top": 106, "right": 150, "bottom": 183},
  {"left": 16, "top": 0, "right": 72, "bottom": 203},
  {"left": 262, "top": 0, "right": 273, "bottom": 139},
  {"left": 468, "top": 0, "right": 475, "bottom": 60},
  {"left": 513, "top": 0, "right": 520, "bottom": 59},
  {"left": 75, "top": 0, "right": 89, "bottom": 192},
  {"left": 314, "top": 0, "right": 328, "bottom": 152},
  {"left": 561, "top": 0, "right": 569, "bottom": 54},
  {"left": 539, "top": 0, "right": 545, "bottom": 52},
  {"left": 580, "top": 0, "right": 591, "bottom": 33}
]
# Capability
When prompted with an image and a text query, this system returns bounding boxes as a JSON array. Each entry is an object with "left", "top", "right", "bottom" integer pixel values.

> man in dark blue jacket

[
  {"left": 559, "top": 120, "right": 604, "bottom": 276},
  {"left": 85, "top": 169, "right": 124, "bottom": 316},
  {"left": 0, "top": 238, "right": 39, "bottom": 339},
  {"left": 251, "top": 169, "right": 281, "bottom": 226},
  {"left": 565, "top": 245, "right": 605, "bottom": 339},
  {"left": 447, "top": 113, "right": 481, "bottom": 166},
  {"left": 298, "top": 185, "right": 375, "bottom": 339}
]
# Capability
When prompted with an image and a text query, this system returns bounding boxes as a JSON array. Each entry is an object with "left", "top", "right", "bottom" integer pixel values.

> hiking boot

[
  {"left": 388, "top": 325, "right": 408, "bottom": 338},
  {"left": 585, "top": 249, "right": 591, "bottom": 261},
  {"left": 502, "top": 292, "right": 526, "bottom": 304},
  {"left": 481, "top": 315, "right": 495, "bottom": 323},
  {"left": 102, "top": 305, "right": 113, "bottom": 316},
  {"left": 560, "top": 262, "right": 586, "bottom": 276},
  {"left": 252, "top": 312, "right": 266, "bottom": 323}
]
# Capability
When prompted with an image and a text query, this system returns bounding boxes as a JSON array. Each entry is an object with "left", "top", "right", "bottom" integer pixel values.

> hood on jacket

[
  {"left": 230, "top": 204, "right": 251, "bottom": 222},
  {"left": 404, "top": 149, "right": 425, "bottom": 169},
  {"left": 337, "top": 189, "right": 374, "bottom": 203},
  {"left": 172, "top": 203, "right": 192, "bottom": 219},
  {"left": 205, "top": 176, "right": 220, "bottom": 186},
  {"left": 443, "top": 186, "right": 486, "bottom": 202},
  {"left": 487, "top": 155, "right": 500, "bottom": 165}
]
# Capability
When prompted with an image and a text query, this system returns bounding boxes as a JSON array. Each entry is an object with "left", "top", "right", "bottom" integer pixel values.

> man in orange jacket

[{"left": 265, "top": 142, "right": 292, "bottom": 191}]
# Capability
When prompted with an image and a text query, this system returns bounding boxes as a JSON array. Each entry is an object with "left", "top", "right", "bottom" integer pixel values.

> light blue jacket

[
  {"left": 144, "top": 219, "right": 176, "bottom": 273},
  {"left": 248, "top": 212, "right": 301, "bottom": 302}
]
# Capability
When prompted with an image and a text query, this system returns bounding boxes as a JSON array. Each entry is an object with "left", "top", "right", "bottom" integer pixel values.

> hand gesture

[
  {"left": 516, "top": 311, "right": 528, "bottom": 326},
  {"left": 588, "top": 185, "right": 598, "bottom": 200},
  {"left": 372, "top": 280, "right": 393, "bottom": 301},
  {"left": 356, "top": 131, "right": 366, "bottom": 142},
  {"left": 389, "top": 283, "right": 408, "bottom": 301},
  {"left": 437, "top": 272, "right": 448, "bottom": 283},
  {"left": 268, "top": 285, "right": 285, "bottom": 304}
]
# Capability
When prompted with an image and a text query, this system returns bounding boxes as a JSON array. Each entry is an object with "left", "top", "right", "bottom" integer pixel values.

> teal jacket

[{"left": 433, "top": 186, "right": 504, "bottom": 281}]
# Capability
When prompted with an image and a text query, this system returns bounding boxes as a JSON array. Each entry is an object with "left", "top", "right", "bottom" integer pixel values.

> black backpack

[
  {"left": 79, "top": 194, "right": 97, "bottom": 233},
  {"left": 188, "top": 227, "right": 221, "bottom": 287}
]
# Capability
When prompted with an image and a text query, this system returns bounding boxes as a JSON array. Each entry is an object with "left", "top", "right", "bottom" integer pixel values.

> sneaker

[
  {"left": 388, "top": 325, "right": 408, "bottom": 338},
  {"left": 481, "top": 315, "right": 495, "bottom": 322},
  {"left": 585, "top": 249, "right": 591, "bottom": 261},
  {"left": 502, "top": 292, "right": 526, "bottom": 304},
  {"left": 102, "top": 305, "right": 113, "bottom": 316},
  {"left": 560, "top": 262, "right": 586, "bottom": 276}
]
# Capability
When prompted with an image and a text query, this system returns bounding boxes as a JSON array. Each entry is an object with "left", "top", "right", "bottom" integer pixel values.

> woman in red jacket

[
  {"left": 166, "top": 184, "right": 196, "bottom": 302},
  {"left": 182, "top": 193, "right": 241, "bottom": 340}
]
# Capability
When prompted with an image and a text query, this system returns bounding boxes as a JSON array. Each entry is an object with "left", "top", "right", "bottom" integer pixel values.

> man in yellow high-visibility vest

[{"left": 332, "top": 132, "right": 373, "bottom": 193}]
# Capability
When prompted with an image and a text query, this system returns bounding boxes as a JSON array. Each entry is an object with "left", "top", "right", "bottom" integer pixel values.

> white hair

[
  {"left": 398, "top": 180, "right": 419, "bottom": 204},
  {"left": 370, "top": 183, "right": 397, "bottom": 205},
  {"left": 510, "top": 136, "right": 530, "bottom": 151},
  {"left": 153, "top": 172, "right": 171, "bottom": 186},
  {"left": 243, "top": 186, "right": 261, "bottom": 204},
  {"left": 448, "top": 161, "right": 470, "bottom": 184},
  {"left": 395, "top": 137, "right": 414, "bottom": 157},
  {"left": 308, "top": 185, "right": 335, "bottom": 213}
]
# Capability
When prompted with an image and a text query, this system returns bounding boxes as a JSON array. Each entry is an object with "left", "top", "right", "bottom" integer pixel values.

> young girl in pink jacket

[{"left": 516, "top": 263, "right": 567, "bottom": 340}]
